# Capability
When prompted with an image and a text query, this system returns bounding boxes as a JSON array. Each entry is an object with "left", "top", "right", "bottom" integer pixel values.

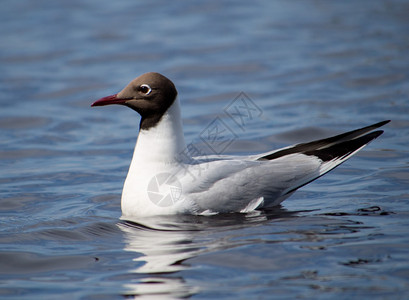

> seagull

[{"left": 91, "top": 72, "right": 389, "bottom": 217}]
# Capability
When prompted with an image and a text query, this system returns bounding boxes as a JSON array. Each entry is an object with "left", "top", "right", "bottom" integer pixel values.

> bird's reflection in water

[{"left": 117, "top": 208, "right": 297, "bottom": 298}]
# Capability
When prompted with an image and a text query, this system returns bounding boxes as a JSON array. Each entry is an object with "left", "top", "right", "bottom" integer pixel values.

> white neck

[{"left": 130, "top": 97, "right": 186, "bottom": 165}]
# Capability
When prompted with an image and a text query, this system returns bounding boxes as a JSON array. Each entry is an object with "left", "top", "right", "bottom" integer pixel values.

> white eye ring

[{"left": 140, "top": 84, "right": 152, "bottom": 95}]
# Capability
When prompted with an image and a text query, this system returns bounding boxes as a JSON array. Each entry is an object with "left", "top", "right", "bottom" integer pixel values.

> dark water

[{"left": 1, "top": 0, "right": 409, "bottom": 298}]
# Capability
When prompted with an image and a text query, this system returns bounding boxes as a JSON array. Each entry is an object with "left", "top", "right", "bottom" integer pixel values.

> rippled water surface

[{"left": 1, "top": 0, "right": 409, "bottom": 299}]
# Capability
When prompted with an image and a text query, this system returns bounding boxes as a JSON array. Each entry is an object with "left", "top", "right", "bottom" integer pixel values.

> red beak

[{"left": 91, "top": 94, "right": 127, "bottom": 107}]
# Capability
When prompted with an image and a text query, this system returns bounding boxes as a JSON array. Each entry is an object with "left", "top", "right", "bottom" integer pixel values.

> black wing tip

[
  {"left": 370, "top": 129, "right": 384, "bottom": 139},
  {"left": 374, "top": 120, "right": 391, "bottom": 127},
  {"left": 258, "top": 120, "right": 390, "bottom": 161},
  {"left": 351, "top": 120, "right": 390, "bottom": 133},
  {"left": 306, "top": 129, "right": 385, "bottom": 162}
]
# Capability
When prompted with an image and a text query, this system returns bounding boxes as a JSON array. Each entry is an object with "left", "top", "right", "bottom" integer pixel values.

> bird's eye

[{"left": 139, "top": 84, "right": 152, "bottom": 95}]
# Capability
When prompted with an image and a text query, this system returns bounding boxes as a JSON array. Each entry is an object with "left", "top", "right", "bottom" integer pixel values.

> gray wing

[{"left": 184, "top": 120, "right": 389, "bottom": 214}]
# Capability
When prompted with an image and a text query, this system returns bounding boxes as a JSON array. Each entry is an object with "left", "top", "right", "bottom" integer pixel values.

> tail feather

[
  {"left": 304, "top": 130, "right": 384, "bottom": 162},
  {"left": 282, "top": 129, "right": 385, "bottom": 196}
]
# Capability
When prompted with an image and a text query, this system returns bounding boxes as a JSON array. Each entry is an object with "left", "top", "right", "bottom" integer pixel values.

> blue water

[{"left": 1, "top": 0, "right": 409, "bottom": 298}]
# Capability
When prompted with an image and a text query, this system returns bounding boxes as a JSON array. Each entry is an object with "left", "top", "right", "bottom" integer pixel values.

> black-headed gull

[{"left": 92, "top": 72, "right": 389, "bottom": 217}]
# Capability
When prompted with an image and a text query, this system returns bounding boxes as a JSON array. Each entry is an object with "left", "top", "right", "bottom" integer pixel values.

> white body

[{"left": 121, "top": 98, "right": 334, "bottom": 217}]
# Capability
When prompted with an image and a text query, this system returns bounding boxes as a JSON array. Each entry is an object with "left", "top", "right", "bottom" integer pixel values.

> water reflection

[{"left": 117, "top": 208, "right": 297, "bottom": 298}]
